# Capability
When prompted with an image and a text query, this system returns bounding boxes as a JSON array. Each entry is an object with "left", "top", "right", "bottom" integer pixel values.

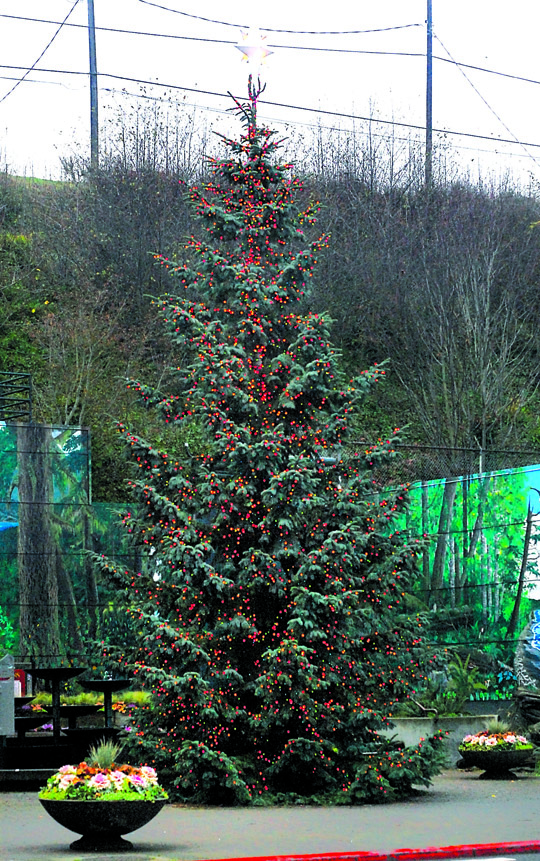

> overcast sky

[{"left": 0, "top": 0, "right": 539, "bottom": 184}]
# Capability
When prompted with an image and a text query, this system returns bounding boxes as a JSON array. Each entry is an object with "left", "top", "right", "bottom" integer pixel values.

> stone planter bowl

[
  {"left": 39, "top": 798, "right": 166, "bottom": 850},
  {"left": 458, "top": 746, "right": 533, "bottom": 778}
]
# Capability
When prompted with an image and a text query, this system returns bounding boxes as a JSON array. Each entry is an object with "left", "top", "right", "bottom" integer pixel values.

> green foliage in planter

[
  {"left": 32, "top": 692, "right": 53, "bottom": 705},
  {"left": 38, "top": 757, "right": 168, "bottom": 802},
  {"left": 39, "top": 786, "right": 165, "bottom": 802},
  {"left": 63, "top": 693, "right": 100, "bottom": 706},
  {"left": 32, "top": 692, "right": 103, "bottom": 706},
  {"left": 113, "top": 690, "right": 153, "bottom": 707}
]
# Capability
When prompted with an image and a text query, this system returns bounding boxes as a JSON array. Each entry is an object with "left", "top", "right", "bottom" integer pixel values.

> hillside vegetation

[{"left": 2, "top": 112, "right": 540, "bottom": 499}]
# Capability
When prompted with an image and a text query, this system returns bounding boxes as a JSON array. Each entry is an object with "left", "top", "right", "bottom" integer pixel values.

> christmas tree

[{"left": 97, "top": 79, "right": 444, "bottom": 804}]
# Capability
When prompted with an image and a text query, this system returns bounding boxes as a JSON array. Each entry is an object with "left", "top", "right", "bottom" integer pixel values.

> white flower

[
  {"left": 140, "top": 766, "right": 158, "bottom": 784},
  {"left": 58, "top": 773, "right": 78, "bottom": 790}
]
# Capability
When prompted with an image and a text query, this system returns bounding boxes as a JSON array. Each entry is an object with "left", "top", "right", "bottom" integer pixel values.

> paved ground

[{"left": 2, "top": 770, "right": 540, "bottom": 861}]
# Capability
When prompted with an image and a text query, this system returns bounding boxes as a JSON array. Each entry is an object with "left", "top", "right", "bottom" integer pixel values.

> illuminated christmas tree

[{"left": 98, "top": 80, "right": 444, "bottom": 804}]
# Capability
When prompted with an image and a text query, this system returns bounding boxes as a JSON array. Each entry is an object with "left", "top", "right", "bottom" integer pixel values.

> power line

[
  {"left": 98, "top": 84, "right": 532, "bottom": 162},
  {"left": 133, "top": 1, "right": 422, "bottom": 34},
  {"left": 7, "top": 13, "right": 540, "bottom": 86},
  {"left": 434, "top": 54, "right": 540, "bottom": 88},
  {"left": 2, "top": 64, "right": 540, "bottom": 153},
  {"left": 0, "top": 67, "right": 531, "bottom": 164},
  {"left": 6, "top": 11, "right": 540, "bottom": 92},
  {"left": 92, "top": 82, "right": 538, "bottom": 167},
  {"left": 0, "top": 15, "right": 425, "bottom": 57},
  {"left": 434, "top": 32, "right": 540, "bottom": 171},
  {"left": 0, "top": 74, "right": 78, "bottom": 89},
  {"left": 0, "top": 13, "right": 239, "bottom": 48},
  {"left": 0, "top": 0, "right": 80, "bottom": 106}
]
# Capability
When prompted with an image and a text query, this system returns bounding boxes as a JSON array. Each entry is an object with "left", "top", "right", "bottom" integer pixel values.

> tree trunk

[
  {"left": 17, "top": 423, "right": 61, "bottom": 661},
  {"left": 449, "top": 538, "right": 456, "bottom": 609},
  {"left": 83, "top": 506, "right": 99, "bottom": 639},
  {"left": 465, "top": 474, "right": 491, "bottom": 560},
  {"left": 430, "top": 477, "right": 458, "bottom": 606},
  {"left": 421, "top": 481, "right": 430, "bottom": 593},
  {"left": 56, "top": 547, "right": 83, "bottom": 655},
  {"left": 506, "top": 504, "right": 534, "bottom": 641}
]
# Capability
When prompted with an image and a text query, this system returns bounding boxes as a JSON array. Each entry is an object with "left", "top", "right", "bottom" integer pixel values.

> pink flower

[
  {"left": 110, "top": 770, "right": 127, "bottom": 790},
  {"left": 89, "top": 772, "right": 111, "bottom": 790},
  {"left": 127, "top": 773, "right": 147, "bottom": 789},
  {"left": 484, "top": 736, "right": 498, "bottom": 746}
]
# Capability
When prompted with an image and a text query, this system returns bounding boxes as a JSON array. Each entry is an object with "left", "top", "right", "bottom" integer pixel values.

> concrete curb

[{"left": 193, "top": 843, "right": 540, "bottom": 861}]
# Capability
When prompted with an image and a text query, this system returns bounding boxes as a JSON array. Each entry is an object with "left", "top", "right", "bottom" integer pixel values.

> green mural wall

[
  {"left": 0, "top": 422, "right": 136, "bottom": 660},
  {"left": 0, "top": 421, "right": 537, "bottom": 666},
  {"left": 401, "top": 465, "right": 540, "bottom": 657}
]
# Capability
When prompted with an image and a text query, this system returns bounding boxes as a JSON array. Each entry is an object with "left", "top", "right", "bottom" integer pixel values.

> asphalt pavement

[{"left": 1, "top": 769, "right": 540, "bottom": 861}]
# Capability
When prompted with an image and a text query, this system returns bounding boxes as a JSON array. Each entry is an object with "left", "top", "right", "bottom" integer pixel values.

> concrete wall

[{"left": 380, "top": 714, "right": 497, "bottom": 766}]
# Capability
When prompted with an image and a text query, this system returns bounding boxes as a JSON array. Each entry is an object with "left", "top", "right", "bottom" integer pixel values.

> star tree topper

[{"left": 235, "top": 28, "right": 273, "bottom": 75}]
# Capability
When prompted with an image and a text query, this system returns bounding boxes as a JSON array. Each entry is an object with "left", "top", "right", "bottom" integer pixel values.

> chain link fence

[{"left": 363, "top": 443, "right": 540, "bottom": 487}]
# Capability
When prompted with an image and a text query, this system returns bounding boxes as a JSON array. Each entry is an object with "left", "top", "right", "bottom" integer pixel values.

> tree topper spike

[{"left": 228, "top": 76, "right": 266, "bottom": 134}]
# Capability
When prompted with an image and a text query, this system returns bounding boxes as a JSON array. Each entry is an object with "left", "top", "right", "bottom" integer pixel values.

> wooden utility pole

[
  {"left": 87, "top": 0, "right": 99, "bottom": 169},
  {"left": 425, "top": 0, "right": 433, "bottom": 188}
]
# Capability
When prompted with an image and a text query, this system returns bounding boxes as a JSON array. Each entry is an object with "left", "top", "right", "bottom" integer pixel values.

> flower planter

[
  {"left": 458, "top": 746, "right": 533, "bottom": 778},
  {"left": 458, "top": 729, "right": 534, "bottom": 778},
  {"left": 39, "top": 757, "right": 168, "bottom": 850},
  {"left": 39, "top": 798, "right": 166, "bottom": 850}
]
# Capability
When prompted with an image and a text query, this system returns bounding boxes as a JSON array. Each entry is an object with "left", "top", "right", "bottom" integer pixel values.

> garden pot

[
  {"left": 39, "top": 798, "right": 166, "bottom": 851},
  {"left": 458, "top": 747, "right": 533, "bottom": 778}
]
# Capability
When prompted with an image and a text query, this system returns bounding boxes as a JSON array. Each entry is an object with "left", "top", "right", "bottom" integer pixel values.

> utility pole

[
  {"left": 425, "top": 0, "right": 433, "bottom": 189},
  {"left": 87, "top": 0, "right": 99, "bottom": 169}
]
